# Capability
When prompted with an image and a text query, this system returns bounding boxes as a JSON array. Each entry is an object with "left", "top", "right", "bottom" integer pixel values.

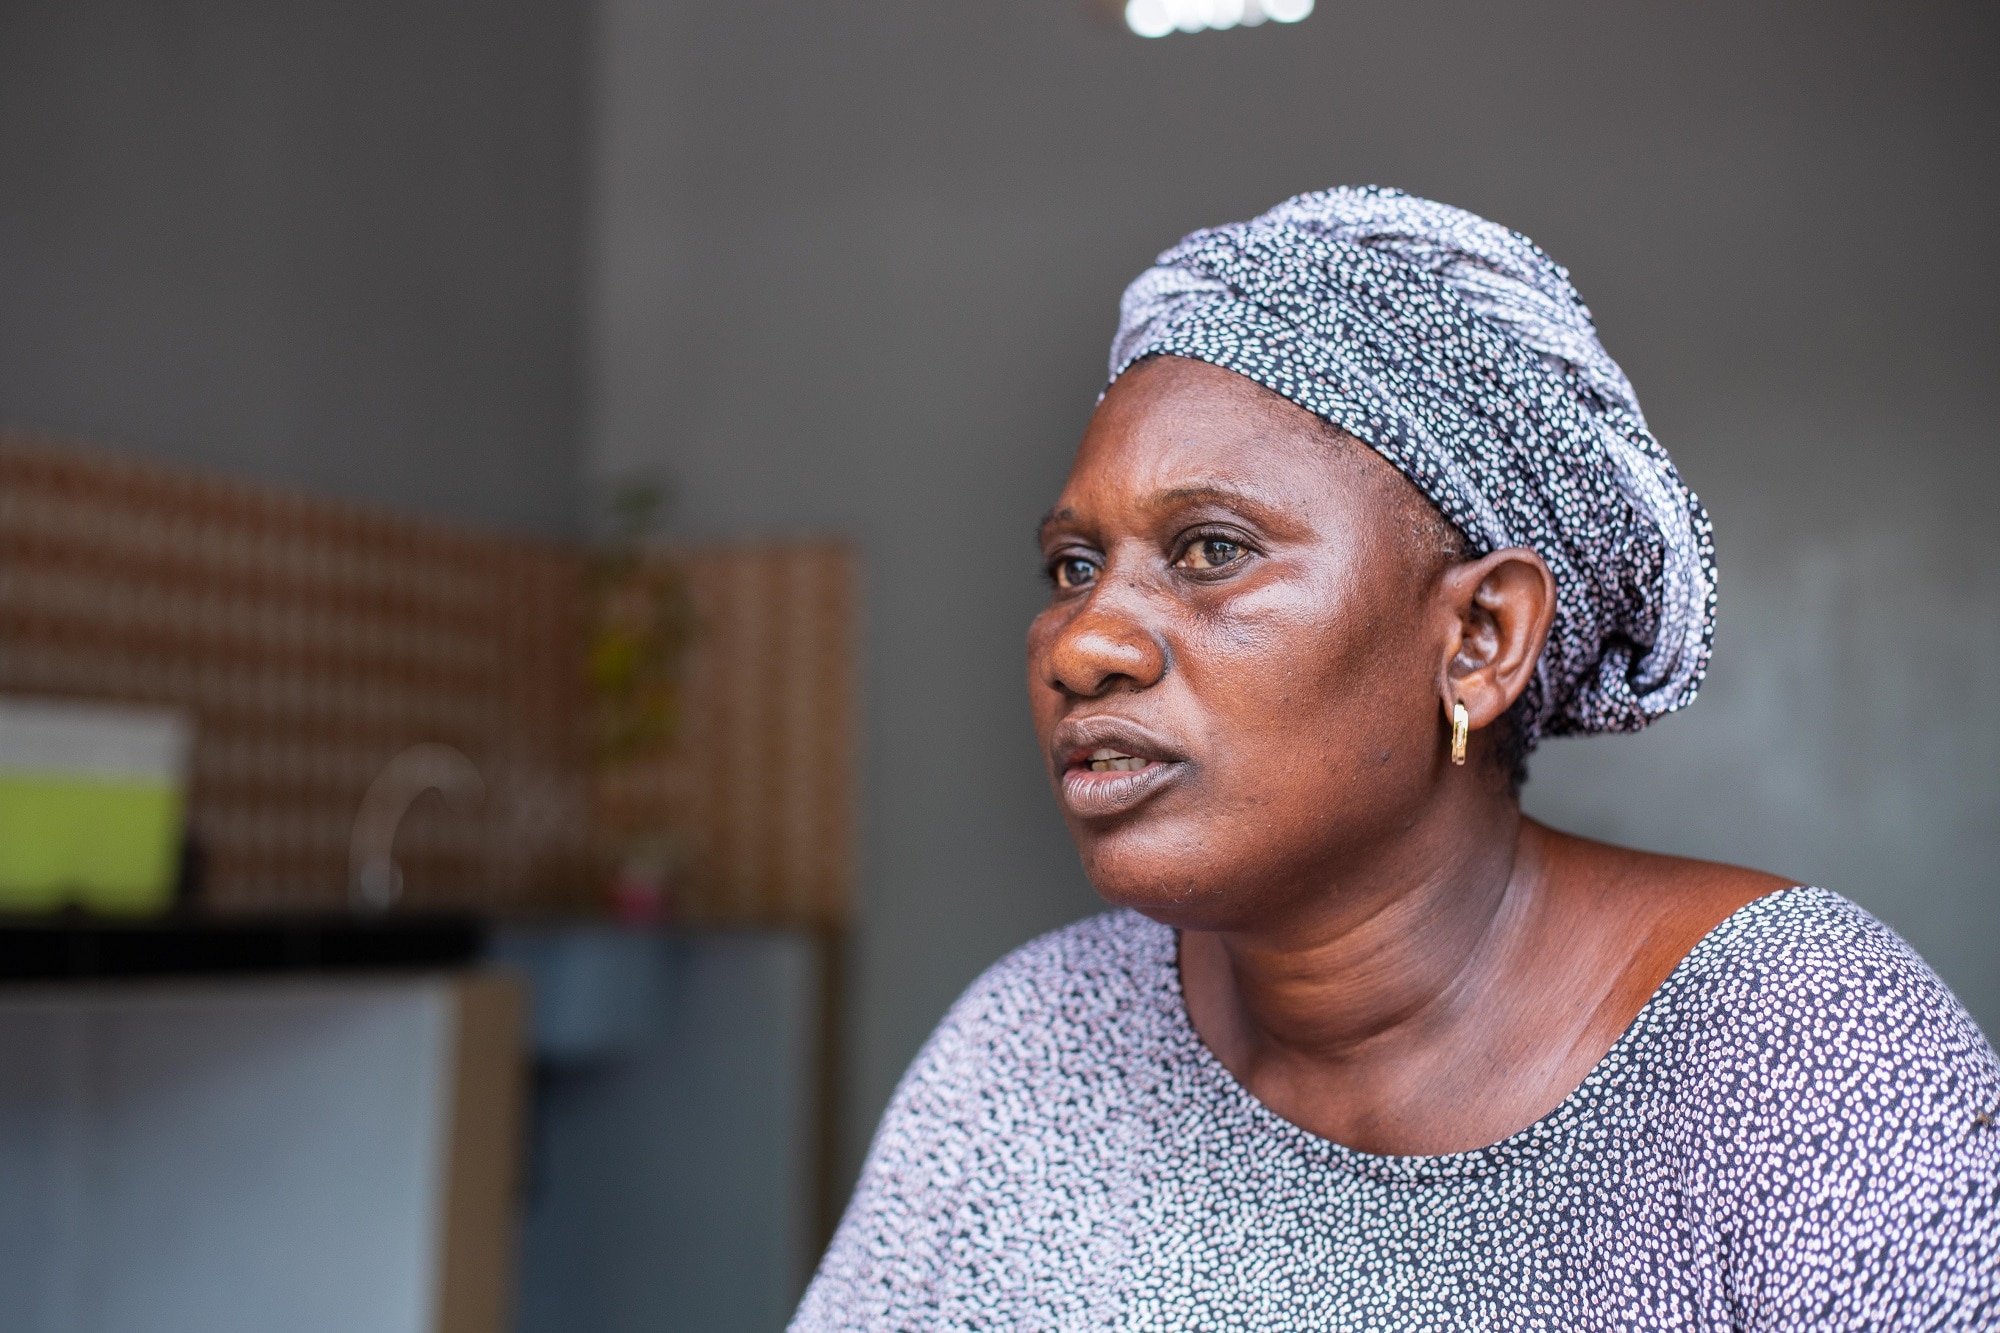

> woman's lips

[{"left": 1059, "top": 745, "right": 1186, "bottom": 819}]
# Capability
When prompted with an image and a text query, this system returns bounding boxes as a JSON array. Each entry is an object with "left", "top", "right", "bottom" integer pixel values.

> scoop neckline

[{"left": 1160, "top": 884, "right": 1810, "bottom": 1183}]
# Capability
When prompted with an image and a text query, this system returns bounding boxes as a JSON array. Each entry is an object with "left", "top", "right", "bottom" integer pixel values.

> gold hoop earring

[{"left": 1450, "top": 701, "right": 1469, "bottom": 767}]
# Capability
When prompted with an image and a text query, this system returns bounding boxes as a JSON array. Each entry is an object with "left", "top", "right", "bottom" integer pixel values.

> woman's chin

[{"left": 1076, "top": 840, "right": 1252, "bottom": 929}]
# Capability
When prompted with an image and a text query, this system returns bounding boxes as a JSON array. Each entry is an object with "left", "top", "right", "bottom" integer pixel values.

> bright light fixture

[{"left": 1125, "top": 0, "right": 1311, "bottom": 37}]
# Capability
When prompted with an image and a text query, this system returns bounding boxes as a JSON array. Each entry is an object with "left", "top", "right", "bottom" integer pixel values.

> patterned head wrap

[{"left": 1109, "top": 185, "right": 1715, "bottom": 747}]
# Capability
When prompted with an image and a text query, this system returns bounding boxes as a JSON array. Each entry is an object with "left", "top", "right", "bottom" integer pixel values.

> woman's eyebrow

[
  {"left": 1037, "top": 486, "right": 1284, "bottom": 544},
  {"left": 1151, "top": 484, "right": 1283, "bottom": 521}
]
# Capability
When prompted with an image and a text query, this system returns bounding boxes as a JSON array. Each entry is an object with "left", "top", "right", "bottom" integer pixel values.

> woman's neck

[
  {"left": 1176, "top": 809, "right": 1783, "bottom": 1155},
  {"left": 1180, "top": 792, "right": 1535, "bottom": 1069}
]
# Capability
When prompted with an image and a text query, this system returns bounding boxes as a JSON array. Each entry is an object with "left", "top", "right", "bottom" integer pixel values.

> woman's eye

[
  {"left": 1176, "top": 538, "right": 1246, "bottom": 572},
  {"left": 1052, "top": 556, "right": 1099, "bottom": 590}
]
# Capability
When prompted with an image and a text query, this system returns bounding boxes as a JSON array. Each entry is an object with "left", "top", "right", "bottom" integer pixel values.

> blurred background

[{"left": 0, "top": 0, "right": 1994, "bottom": 1330}]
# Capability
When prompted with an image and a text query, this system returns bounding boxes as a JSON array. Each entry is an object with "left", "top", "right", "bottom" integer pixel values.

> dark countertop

[{"left": 0, "top": 913, "right": 487, "bottom": 983}]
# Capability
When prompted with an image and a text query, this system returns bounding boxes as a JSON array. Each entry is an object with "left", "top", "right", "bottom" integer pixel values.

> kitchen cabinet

[{"left": 0, "top": 962, "right": 523, "bottom": 1333}]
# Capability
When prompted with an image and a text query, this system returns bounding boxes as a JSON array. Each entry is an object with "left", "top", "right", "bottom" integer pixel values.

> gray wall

[
  {"left": 0, "top": 0, "right": 588, "bottom": 535},
  {"left": 586, "top": 0, "right": 2000, "bottom": 1199}
]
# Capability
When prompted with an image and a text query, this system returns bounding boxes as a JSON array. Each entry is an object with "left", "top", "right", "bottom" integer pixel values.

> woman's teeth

[{"left": 1086, "top": 749, "right": 1148, "bottom": 773}]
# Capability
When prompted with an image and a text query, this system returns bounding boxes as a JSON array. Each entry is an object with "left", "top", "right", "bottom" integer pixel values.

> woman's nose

[{"left": 1041, "top": 586, "right": 1168, "bottom": 698}]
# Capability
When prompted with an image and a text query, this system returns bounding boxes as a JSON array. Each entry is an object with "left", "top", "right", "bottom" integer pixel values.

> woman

[{"left": 794, "top": 188, "right": 1999, "bottom": 1329}]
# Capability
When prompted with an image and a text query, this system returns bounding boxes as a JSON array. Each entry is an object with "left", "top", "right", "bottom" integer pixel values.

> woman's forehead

[{"left": 1062, "top": 359, "right": 1392, "bottom": 515}]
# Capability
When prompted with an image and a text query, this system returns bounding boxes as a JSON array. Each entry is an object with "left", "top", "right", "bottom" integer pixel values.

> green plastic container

[{"left": 0, "top": 698, "right": 191, "bottom": 915}]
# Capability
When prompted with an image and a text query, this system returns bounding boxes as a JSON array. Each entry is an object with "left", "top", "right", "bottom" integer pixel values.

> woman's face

[{"left": 1028, "top": 356, "right": 1459, "bottom": 930}]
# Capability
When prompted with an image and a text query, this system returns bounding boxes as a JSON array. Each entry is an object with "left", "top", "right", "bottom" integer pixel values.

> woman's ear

[{"left": 1436, "top": 547, "right": 1557, "bottom": 735}]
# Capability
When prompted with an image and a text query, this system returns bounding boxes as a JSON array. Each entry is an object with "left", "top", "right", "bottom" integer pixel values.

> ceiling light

[{"left": 1125, "top": 0, "right": 1311, "bottom": 37}]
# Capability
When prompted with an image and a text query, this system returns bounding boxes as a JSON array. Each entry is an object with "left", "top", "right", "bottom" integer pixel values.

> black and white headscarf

[{"left": 1110, "top": 186, "right": 1715, "bottom": 746}]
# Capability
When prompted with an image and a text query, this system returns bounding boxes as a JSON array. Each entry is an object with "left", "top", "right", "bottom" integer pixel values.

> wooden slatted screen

[
  {"left": 0, "top": 432, "right": 854, "bottom": 926},
  {"left": 596, "top": 545, "right": 855, "bottom": 928}
]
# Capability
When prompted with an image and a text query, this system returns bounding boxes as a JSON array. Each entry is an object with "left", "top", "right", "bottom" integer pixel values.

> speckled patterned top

[{"left": 793, "top": 888, "right": 2000, "bottom": 1330}]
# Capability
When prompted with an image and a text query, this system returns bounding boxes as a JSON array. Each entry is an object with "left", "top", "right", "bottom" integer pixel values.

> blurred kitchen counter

[{"left": 0, "top": 913, "right": 485, "bottom": 984}]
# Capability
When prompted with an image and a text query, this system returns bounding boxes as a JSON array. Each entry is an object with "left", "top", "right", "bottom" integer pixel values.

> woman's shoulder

[
  {"left": 883, "top": 910, "right": 1176, "bottom": 1109},
  {"left": 931, "top": 908, "right": 1177, "bottom": 1056},
  {"left": 1644, "top": 889, "right": 2000, "bottom": 1318},
  {"left": 803, "top": 912, "right": 1181, "bottom": 1328},
  {"left": 1542, "top": 829, "right": 1990, "bottom": 1094},
  {"left": 1681, "top": 887, "right": 1986, "bottom": 1037},
  {"left": 1660, "top": 885, "right": 1999, "bottom": 1130}
]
